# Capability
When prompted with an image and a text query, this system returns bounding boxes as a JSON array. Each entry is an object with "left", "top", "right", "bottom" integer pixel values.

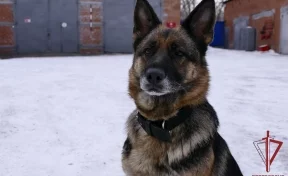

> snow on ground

[{"left": 0, "top": 48, "right": 288, "bottom": 176}]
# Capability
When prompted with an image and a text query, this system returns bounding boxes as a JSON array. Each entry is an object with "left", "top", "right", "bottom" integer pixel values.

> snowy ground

[{"left": 0, "top": 48, "right": 288, "bottom": 176}]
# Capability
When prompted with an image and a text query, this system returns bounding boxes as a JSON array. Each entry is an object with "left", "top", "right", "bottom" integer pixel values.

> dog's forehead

[{"left": 139, "top": 26, "right": 197, "bottom": 52}]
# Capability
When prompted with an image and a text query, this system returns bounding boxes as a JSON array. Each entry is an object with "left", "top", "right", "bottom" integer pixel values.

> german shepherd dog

[{"left": 122, "top": 0, "right": 243, "bottom": 175}]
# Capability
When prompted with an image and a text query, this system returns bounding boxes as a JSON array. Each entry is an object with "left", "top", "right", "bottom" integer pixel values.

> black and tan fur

[{"left": 122, "top": 0, "right": 243, "bottom": 175}]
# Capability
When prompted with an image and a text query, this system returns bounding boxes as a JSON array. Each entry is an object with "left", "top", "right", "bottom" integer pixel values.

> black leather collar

[{"left": 137, "top": 107, "right": 192, "bottom": 142}]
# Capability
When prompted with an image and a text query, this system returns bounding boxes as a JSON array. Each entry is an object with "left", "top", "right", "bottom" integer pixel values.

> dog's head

[{"left": 129, "top": 0, "right": 216, "bottom": 117}]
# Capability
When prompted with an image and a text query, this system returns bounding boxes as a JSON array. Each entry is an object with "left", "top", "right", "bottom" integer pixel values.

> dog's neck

[
  {"left": 137, "top": 106, "right": 193, "bottom": 142},
  {"left": 135, "top": 91, "right": 207, "bottom": 121},
  {"left": 135, "top": 91, "right": 179, "bottom": 120}
]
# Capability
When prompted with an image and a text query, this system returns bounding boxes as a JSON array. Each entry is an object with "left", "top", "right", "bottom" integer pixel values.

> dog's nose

[{"left": 146, "top": 68, "right": 165, "bottom": 85}]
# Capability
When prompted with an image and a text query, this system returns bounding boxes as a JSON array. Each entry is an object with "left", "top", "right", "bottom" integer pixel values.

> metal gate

[
  {"left": 280, "top": 5, "right": 288, "bottom": 55},
  {"left": 15, "top": 0, "right": 78, "bottom": 54},
  {"left": 233, "top": 16, "right": 249, "bottom": 50},
  {"left": 48, "top": 0, "right": 78, "bottom": 53},
  {"left": 103, "top": 0, "right": 162, "bottom": 53},
  {"left": 16, "top": 0, "right": 48, "bottom": 54}
]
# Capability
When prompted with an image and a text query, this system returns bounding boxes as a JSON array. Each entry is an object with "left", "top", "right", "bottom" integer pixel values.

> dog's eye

[
  {"left": 144, "top": 48, "right": 152, "bottom": 55},
  {"left": 150, "top": 42, "right": 156, "bottom": 48},
  {"left": 175, "top": 51, "right": 184, "bottom": 57},
  {"left": 171, "top": 43, "right": 177, "bottom": 49}
]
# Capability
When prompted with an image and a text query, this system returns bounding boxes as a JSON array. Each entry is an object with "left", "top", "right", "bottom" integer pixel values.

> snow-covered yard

[{"left": 0, "top": 48, "right": 288, "bottom": 176}]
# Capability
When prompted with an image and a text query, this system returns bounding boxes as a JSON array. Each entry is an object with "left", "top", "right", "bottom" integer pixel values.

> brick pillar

[
  {"left": 0, "top": 1, "right": 15, "bottom": 56},
  {"left": 78, "top": 0, "right": 180, "bottom": 55},
  {"left": 79, "top": 0, "right": 103, "bottom": 55},
  {"left": 162, "top": 0, "right": 181, "bottom": 26}
]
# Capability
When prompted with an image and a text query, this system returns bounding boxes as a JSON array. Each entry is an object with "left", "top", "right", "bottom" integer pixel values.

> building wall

[
  {"left": 0, "top": 0, "right": 180, "bottom": 56},
  {"left": 79, "top": 0, "right": 103, "bottom": 55},
  {"left": 224, "top": 0, "right": 288, "bottom": 52},
  {"left": 163, "top": 0, "right": 181, "bottom": 25},
  {"left": 79, "top": 0, "right": 180, "bottom": 55},
  {"left": 0, "top": 0, "right": 15, "bottom": 55}
]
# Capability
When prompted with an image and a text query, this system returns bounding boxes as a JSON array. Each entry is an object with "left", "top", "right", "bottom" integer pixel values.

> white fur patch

[
  {"left": 140, "top": 77, "right": 174, "bottom": 96},
  {"left": 146, "top": 91, "right": 167, "bottom": 96},
  {"left": 137, "top": 92, "right": 155, "bottom": 110}
]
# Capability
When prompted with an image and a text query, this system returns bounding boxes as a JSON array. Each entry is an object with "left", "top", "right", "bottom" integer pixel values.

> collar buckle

[{"left": 162, "top": 120, "right": 166, "bottom": 129}]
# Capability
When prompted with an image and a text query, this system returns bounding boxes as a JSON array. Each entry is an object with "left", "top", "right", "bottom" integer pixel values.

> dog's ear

[
  {"left": 134, "top": 0, "right": 161, "bottom": 41},
  {"left": 181, "top": 0, "right": 216, "bottom": 44}
]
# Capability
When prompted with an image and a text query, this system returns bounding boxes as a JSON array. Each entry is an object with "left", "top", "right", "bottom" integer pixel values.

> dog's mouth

[
  {"left": 144, "top": 87, "right": 171, "bottom": 96},
  {"left": 145, "top": 90, "right": 168, "bottom": 96},
  {"left": 142, "top": 86, "right": 169, "bottom": 96},
  {"left": 140, "top": 77, "right": 181, "bottom": 97}
]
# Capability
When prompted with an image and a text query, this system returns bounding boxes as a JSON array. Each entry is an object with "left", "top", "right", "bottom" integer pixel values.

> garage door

[
  {"left": 15, "top": 0, "right": 78, "bottom": 54},
  {"left": 49, "top": 0, "right": 79, "bottom": 53},
  {"left": 103, "top": 0, "right": 162, "bottom": 53},
  {"left": 280, "top": 5, "right": 288, "bottom": 55},
  {"left": 16, "top": 0, "right": 49, "bottom": 54}
]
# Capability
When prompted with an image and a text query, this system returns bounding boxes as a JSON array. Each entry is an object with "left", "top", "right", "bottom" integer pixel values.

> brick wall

[
  {"left": 79, "top": 0, "right": 180, "bottom": 55},
  {"left": 0, "top": 1, "right": 15, "bottom": 56},
  {"left": 0, "top": 0, "right": 180, "bottom": 56},
  {"left": 79, "top": 0, "right": 103, "bottom": 55},
  {"left": 163, "top": 0, "right": 181, "bottom": 25},
  {"left": 224, "top": 0, "right": 288, "bottom": 52}
]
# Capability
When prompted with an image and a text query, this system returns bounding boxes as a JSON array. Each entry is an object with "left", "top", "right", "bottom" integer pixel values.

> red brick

[
  {"left": 0, "top": 26, "right": 14, "bottom": 45},
  {"left": 0, "top": 4, "right": 14, "bottom": 23},
  {"left": 0, "top": 47, "right": 14, "bottom": 56},
  {"left": 163, "top": 0, "right": 181, "bottom": 25},
  {"left": 80, "top": 48, "right": 103, "bottom": 55},
  {"left": 224, "top": 0, "right": 288, "bottom": 52},
  {"left": 80, "top": 26, "right": 102, "bottom": 45},
  {"left": 79, "top": 4, "right": 102, "bottom": 23},
  {"left": 0, "top": 4, "right": 15, "bottom": 54},
  {"left": 79, "top": 0, "right": 103, "bottom": 53}
]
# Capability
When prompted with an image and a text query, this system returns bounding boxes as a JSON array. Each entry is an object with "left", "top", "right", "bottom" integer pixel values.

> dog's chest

[
  {"left": 122, "top": 137, "right": 178, "bottom": 176},
  {"left": 122, "top": 132, "right": 214, "bottom": 176},
  {"left": 122, "top": 142, "right": 213, "bottom": 176},
  {"left": 122, "top": 110, "right": 215, "bottom": 176}
]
